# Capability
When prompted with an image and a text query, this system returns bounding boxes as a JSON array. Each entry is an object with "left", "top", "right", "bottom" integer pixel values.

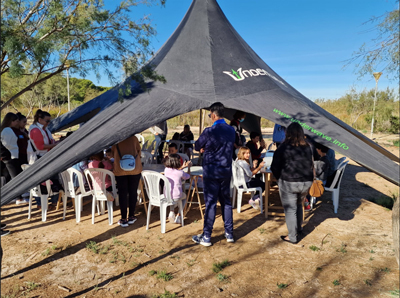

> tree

[
  {"left": 0, "top": 0, "right": 166, "bottom": 110},
  {"left": 346, "top": 4, "right": 399, "bottom": 80}
]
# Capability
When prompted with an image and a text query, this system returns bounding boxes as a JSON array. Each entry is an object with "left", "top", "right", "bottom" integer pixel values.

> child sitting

[
  {"left": 163, "top": 154, "right": 192, "bottom": 224},
  {"left": 235, "top": 146, "right": 265, "bottom": 210},
  {"left": 88, "top": 151, "right": 114, "bottom": 201}
]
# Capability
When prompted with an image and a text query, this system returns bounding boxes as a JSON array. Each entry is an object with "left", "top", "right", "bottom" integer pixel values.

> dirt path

[{"left": 1, "top": 137, "right": 399, "bottom": 298}]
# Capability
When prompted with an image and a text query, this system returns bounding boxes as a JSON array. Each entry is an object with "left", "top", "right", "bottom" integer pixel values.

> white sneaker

[
  {"left": 174, "top": 214, "right": 181, "bottom": 224},
  {"left": 16, "top": 198, "right": 29, "bottom": 205},
  {"left": 252, "top": 195, "right": 260, "bottom": 210},
  {"left": 168, "top": 211, "right": 175, "bottom": 222}
]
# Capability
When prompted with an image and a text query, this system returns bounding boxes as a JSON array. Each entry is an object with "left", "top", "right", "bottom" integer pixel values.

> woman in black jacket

[{"left": 271, "top": 122, "right": 313, "bottom": 244}]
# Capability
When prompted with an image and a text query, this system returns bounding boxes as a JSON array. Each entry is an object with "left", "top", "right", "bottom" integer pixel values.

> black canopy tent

[{"left": 1, "top": 0, "right": 399, "bottom": 206}]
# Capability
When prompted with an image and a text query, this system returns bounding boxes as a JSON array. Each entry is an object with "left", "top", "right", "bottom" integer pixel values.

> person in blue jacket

[{"left": 192, "top": 102, "right": 235, "bottom": 246}]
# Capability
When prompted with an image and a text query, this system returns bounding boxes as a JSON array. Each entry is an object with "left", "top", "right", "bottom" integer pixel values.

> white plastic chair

[
  {"left": 60, "top": 168, "right": 94, "bottom": 223},
  {"left": 177, "top": 153, "right": 189, "bottom": 162},
  {"left": 21, "top": 164, "right": 59, "bottom": 222},
  {"left": 231, "top": 161, "right": 263, "bottom": 214},
  {"left": 325, "top": 160, "right": 349, "bottom": 213},
  {"left": 135, "top": 134, "right": 145, "bottom": 145},
  {"left": 141, "top": 151, "right": 153, "bottom": 165},
  {"left": 335, "top": 157, "right": 347, "bottom": 169},
  {"left": 142, "top": 140, "right": 149, "bottom": 151},
  {"left": 84, "top": 168, "right": 118, "bottom": 225},
  {"left": 170, "top": 141, "right": 185, "bottom": 153},
  {"left": 142, "top": 170, "right": 185, "bottom": 233}
]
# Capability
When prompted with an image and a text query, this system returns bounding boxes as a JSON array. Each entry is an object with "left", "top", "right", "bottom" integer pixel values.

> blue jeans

[
  {"left": 278, "top": 180, "right": 312, "bottom": 242},
  {"left": 202, "top": 177, "right": 233, "bottom": 238},
  {"left": 35, "top": 194, "right": 59, "bottom": 206}
]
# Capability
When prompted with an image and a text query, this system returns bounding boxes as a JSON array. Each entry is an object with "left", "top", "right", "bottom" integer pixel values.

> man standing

[{"left": 192, "top": 102, "right": 235, "bottom": 246}]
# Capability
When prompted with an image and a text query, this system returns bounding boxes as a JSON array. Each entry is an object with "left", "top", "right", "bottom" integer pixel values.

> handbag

[
  {"left": 116, "top": 144, "right": 136, "bottom": 171},
  {"left": 309, "top": 179, "right": 324, "bottom": 197},
  {"left": 308, "top": 144, "right": 324, "bottom": 197}
]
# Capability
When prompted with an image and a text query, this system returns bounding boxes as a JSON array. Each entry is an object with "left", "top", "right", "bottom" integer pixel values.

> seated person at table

[
  {"left": 168, "top": 143, "right": 184, "bottom": 167},
  {"left": 314, "top": 143, "right": 331, "bottom": 186},
  {"left": 164, "top": 154, "right": 191, "bottom": 224},
  {"left": 172, "top": 132, "right": 180, "bottom": 140},
  {"left": 88, "top": 152, "right": 115, "bottom": 201},
  {"left": 236, "top": 147, "right": 265, "bottom": 210},
  {"left": 180, "top": 124, "right": 194, "bottom": 158},
  {"left": 246, "top": 131, "right": 266, "bottom": 167}
]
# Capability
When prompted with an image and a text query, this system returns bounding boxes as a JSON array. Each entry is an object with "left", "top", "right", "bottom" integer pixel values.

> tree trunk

[{"left": 393, "top": 195, "right": 399, "bottom": 266}]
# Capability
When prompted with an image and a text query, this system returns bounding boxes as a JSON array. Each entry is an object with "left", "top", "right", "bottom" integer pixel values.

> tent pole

[{"left": 199, "top": 109, "right": 203, "bottom": 136}]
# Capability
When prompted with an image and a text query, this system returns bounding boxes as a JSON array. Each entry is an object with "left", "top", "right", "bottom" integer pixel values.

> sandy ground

[{"left": 1, "top": 130, "right": 399, "bottom": 298}]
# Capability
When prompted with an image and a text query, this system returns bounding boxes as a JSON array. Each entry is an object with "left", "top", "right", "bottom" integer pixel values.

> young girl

[
  {"left": 88, "top": 152, "right": 114, "bottom": 200},
  {"left": 163, "top": 154, "right": 191, "bottom": 224},
  {"left": 236, "top": 146, "right": 265, "bottom": 209}
]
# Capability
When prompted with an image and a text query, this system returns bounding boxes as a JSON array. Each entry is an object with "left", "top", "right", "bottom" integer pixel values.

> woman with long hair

[
  {"left": 29, "top": 109, "right": 57, "bottom": 157},
  {"left": 270, "top": 122, "right": 313, "bottom": 244},
  {"left": 111, "top": 135, "right": 142, "bottom": 227},
  {"left": 28, "top": 109, "right": 60, "bottom": 210},
  {"left": 1, "top": 113, "right": 23, "bottom": 178},
  {"left": 236, "top": 146, "right": 265, "bottom": 209}
]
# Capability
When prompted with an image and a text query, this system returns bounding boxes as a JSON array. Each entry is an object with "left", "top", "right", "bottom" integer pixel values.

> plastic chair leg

[
  {"left": 258, "top": 189, "right": 263, "bottom": 215},
  {"left": 146, "top": 203, "right": 152, "bottom": 230},
  {"left": 100, "top": 201, "right": 105, "bottom": 215},
  {"left": 62, "top": 193, "right": 67, "bottom": 220},
  {"left": 232, "top": 188, "right": 237, "bottom": 208},
  {"left": 178, "top": 201, "right": 184, "bottom": 227},
  {"left": 28, "top": 193, "right": 33, "bottom": 220},
  {"left": 333, "top": 190, "right": 339, "bottom": 213},
  {"left": 92, "top": 197, "right": 97, "bottom": 224},
  {"left": 237, "top": 191, "right": 243, "bottom": 213},
  {"left": 41, "top": 195, "right": 48, "bottom": 222},
  {"left": 107, "top": 201, "right": 113, "bottom": 225},
  {"left": 160, "top": 204, "right": 167, "bottom": 234},
  {"left": 310, "top": 196, "right": 316, "bottom": 210},
  {"left": 75, "top": 195, "right": 82, "bottom": 223},
  {"left": 162, "top": 206, "right": 169, "bottom": 233}
]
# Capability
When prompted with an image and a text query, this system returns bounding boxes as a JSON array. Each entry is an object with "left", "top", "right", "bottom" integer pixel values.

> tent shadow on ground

[
  {"left": 301, "top": 163, "right": 393, "bottom": 243},
  {"left": 0, "top": 198, "right": 267, "bottom": 282}
]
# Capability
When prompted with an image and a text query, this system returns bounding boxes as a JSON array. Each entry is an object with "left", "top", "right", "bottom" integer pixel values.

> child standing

[
  {"left": 163, "top": 154, "right": 191, "bottom": 224},
  {"left": 235, "top": 146, "right": 265, "bottom": 209}
]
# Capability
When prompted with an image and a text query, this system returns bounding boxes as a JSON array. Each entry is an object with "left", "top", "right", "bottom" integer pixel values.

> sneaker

[
  {"left": 304, "top": 205, "right": 311, "bottom": 211},
  {"left": 174, "top": 214, "right": 181, "bottom": 224},
  {"left": 192, "top": 234, "right": 212, "bottom": 247},
  {"left": 249, "top": 199, "right": 256, "bottom": 209},
  {"left": 225, "top": 233, "right": 235, "bottom": 243},
  {"left": 127, "top": 216, "right": 137, "bottom": 225},
  {"left": 16, "top": 198, "right": 29, "bottom": 205},
  {"left": 168, "top": 211, "right": 175, "bottom": 222},
  {"left": 1, "top": 223, "right": 6, "bottom": 230},
  {"left": 118, "top": 219, "right": 129, "bottom": 228},
  {"left": 1, "top": 230, "right": 10, "bottom": 237}
]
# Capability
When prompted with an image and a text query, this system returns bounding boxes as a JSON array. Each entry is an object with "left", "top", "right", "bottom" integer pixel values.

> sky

[{"left": 83, "top": 0, "right": 399, "bottom": 101}]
